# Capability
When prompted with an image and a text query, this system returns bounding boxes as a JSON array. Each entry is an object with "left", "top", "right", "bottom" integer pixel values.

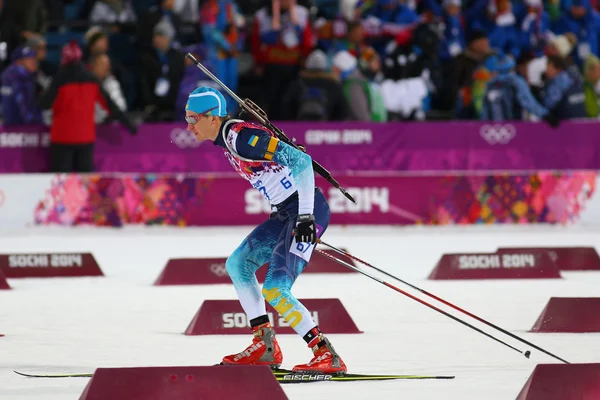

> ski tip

[{"left": 14, "top": 370, "right": 94, "bottom": 378}]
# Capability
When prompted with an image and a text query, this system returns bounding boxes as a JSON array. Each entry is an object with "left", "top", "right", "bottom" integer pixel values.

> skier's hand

[{"left": 294, "top": 214, "right": 317, "bottom": 244}]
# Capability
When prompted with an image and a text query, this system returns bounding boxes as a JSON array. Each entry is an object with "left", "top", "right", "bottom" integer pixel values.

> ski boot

[
  {"left": 221, "top": 322, "right": 283, "bottom": 369},
  {"left": 292, "top": 335, "right": 347, "bottom": 375}
]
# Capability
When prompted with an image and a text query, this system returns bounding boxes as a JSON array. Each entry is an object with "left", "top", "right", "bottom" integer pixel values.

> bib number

[
  {"left": 289, "top": 223, "right": 323, "bottom": 262},
  {"left": 290, "top": 239, "right": 315, "bottom": 262}
]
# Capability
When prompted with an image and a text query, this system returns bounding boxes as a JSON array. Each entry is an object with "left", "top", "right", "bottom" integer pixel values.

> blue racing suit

[{"left": 214, "top": 118, "right": 331, "bottom": 338}]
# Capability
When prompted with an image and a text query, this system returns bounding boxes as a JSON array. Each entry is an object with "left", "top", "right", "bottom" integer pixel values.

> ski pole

[
  {"left": 313, "top": 248, "right": 530, "bottom": 359},
  {"left": 316, "top": 240, "right": 570, "bottom": 364}
]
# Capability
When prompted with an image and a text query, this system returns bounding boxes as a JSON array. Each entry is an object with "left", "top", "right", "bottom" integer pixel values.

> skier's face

[{"left": 186, "top": 110, "right": 220, "bottom": 142}]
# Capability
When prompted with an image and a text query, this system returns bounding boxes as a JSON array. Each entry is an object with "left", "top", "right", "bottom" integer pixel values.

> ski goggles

[{"left": 185, "top": 106, "right": 219, "bottom": 124}]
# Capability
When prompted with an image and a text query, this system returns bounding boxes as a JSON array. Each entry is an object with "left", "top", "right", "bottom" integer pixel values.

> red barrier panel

[
  {"left": 0, "top": 253, "right": 103, "bottom": 278},
  {"left": 154, "top": 258, "right": 242, "bottom": 285},
  {"left": 428, "top": 252, "right": 562, "bottom": 280},
  {"left": 155, "top": 249, "right": 357, "bottom": 286},
  {"left": 530, "top": 297, "right": 600, "bottom": 333},
  {"left": 497, "top": 247, "right": 600, "bottom": 271},
  {"left": 185, "top": 299, "right": 362, "bottom": 335},
  {"left": 515, "top": 363, "right": 600, "bottom": 400},
  {"left": 79, "top": 366, "right": 287, "bottom": 400},
  {"left": 0, "top": 269, "right": 10, "bottom": 289}
]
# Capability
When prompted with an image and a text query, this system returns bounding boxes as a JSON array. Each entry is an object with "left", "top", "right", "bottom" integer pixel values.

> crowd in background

[{"left": 2, "top": 0, "right": 600, "bottom": 131}]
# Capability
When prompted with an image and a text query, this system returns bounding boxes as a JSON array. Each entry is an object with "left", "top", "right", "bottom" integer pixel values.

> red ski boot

[
  {"left": 292, "top": 335, "right": 347, "bottom": 375},
  {"left": 221, "top": 322, "right": 283, "bottom": 368}
]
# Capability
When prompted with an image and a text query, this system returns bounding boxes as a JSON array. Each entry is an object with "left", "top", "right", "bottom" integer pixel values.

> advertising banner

[
  {"left": 0, "top": 171, "right": 597, "bottom": 228},
  {"left": 2, "top": 121, "right": 600, "bottom": 173},
  {"left": 184, "top": 299, "right": 361, "bottom": 335}
]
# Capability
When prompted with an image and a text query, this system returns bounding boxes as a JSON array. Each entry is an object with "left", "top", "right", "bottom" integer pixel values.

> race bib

[{"left": 289, "top": 223, "right": 323, "bottom": 262}]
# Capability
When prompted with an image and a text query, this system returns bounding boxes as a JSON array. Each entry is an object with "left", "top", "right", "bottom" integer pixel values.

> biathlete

[{"left": 184, "top": 86, "right": 347, "bottom": 374}]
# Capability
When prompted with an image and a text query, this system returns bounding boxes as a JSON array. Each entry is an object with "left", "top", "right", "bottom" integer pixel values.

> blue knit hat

[
  {"left": 186, "top": 87, "right": 227, "bottom": 117},
  {"left": 11, "top": 45, "right": 37, "bottom": 63}
]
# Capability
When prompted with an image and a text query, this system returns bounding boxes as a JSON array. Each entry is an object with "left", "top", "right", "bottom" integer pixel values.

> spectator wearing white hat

[
  {"left": 526, "top": 33, "right": 578, "bottom": 88},
  {"left": 552, "top": 0, "right": 597, "bottom": 66},
  {"left": 332, "top": 50, "right": 371, "bottom": 121}
]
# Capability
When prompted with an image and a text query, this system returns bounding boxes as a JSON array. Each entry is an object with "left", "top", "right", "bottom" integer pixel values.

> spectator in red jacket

[
  {"left": 250, "top": 0, "right": 315, "bottom": 120},
  {"left": 39, "top": 41, "right": 137, "bottom": 173}
]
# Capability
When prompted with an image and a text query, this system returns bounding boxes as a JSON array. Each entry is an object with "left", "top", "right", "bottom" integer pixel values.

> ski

[
  {"left": 15, "top": 368, "right": 455, "bottom": 381},
  {"left": 14, "top": 371, "right": 93, "bottom": 378},
  {"left": 273, "top": 368, "right": 455, "bottom": 382}
]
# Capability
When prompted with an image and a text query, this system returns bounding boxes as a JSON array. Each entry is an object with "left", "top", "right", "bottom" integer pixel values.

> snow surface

[{"left": 1, "top": 224, "right": 599, "bottom": 400}]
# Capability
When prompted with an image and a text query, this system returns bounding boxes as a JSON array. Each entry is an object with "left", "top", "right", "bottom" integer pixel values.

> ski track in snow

[{"left": 1, "top": 224, "right": 599, "bottom": 399}]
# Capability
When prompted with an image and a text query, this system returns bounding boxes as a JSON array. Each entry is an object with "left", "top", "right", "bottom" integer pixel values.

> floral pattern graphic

[{"left": 34, "top": 172, "right": 597, "bottom": 227}]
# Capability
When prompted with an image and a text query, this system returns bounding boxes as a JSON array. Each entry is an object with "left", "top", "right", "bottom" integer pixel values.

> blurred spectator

[
  {"left": 83, "top": 26, "right": 131, "bottom": 106},
  {"left": 552, "top": 0, "right": 597, "bottom": 65},
  {"left": 281, "top": 49, "right": 350, "bottom": 120},
  {"left": 89, "top": 0, "right": 137, "bottom": 25},
  {"left": 0, "top": 0, "right": 47, "bottom": 66},
  {"left": 314, "top": 0, "right": 347, "bottom": 50},
  {"left": 201, "top": 0, "right": 243, "bottom": 115},
  {"left": 466, "top": 0, "right": 521, "bottom": 58},
  {"left": 481, "top": 53, "right": 557, "bottom": 125},
  {"left": 519, "top": 0, "right": 550, "bottom": 58},
  {"left": 340, "top": 21, "right": 366, "bottom": 55},
  {"left": 172, "top": 0, "right": 199, "bottom": 23},
  {"left": 358, "top": 46, "right": 384, "bottom": 81},
  {"left": 25, "top": 33, "right": 52, "bottom": 94},
  {"left": 526, "top": 33, "right": 577, "bottom": 88},
  {"left": 0, "top": 45, "right": 43, "bottom": 125},
  {"left": 251, "top": 0, "right": 315, "bottom": 120},
  {"left": 583, "top": 54, "right": 600, "bottom": 117},
  {"left": 382, "top": 24, "right": 442, "bottom": 111},
  {"left": 88, "top": 52, "right": 127, "bottom": 123},
  {"left": 540, "top": 54, "right": 587, "bottom": 119},
  {"left": 333, "top": 49, "right": 387, "bottom": 121},
  {"left": 138, "top": 0, "right": 181, "bottom": 52},
  {"left": 140, "top": 19, "right": 185, "bottom": 122},
  {"left": 39, "top": 41, "right": 136, "bottom": 173},
  {"left": 470, "top": 52, "right": 497, "bottom": 118},
  {"left": 453, "top": 30, "right": 492, "bottom": 117},
  {"left": 84, "top": 26, "right": 109, "bottom": 57},
  {"left": 357, "top": 0, "right": 419, "bottom": 58},
  {"left": 436, "top": 0, "right": 466, "bottom": 61}
]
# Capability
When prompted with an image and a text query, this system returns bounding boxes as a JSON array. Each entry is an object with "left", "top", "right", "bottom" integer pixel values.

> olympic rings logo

[
  {"left": 209, "top": 263, "right": 228, "bottom": 277},
  {"left": 479, "top": 124, "right": 517, "bottom": 145},
  {"left": 170, "top": 128, "right": 203, "bottom": 149}
]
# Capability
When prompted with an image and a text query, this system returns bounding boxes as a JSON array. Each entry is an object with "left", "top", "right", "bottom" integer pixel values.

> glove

[
  {"left": 294, "top": 214, "right": 317, "bottom": 244},
  {"left": 543, "top": 112, "right": 560, "bottom": 128}
]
